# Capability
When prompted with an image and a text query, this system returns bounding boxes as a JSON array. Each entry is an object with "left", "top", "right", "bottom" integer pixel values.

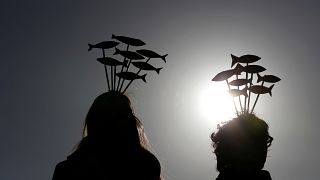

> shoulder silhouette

[
  {"left": 52, "top": 91, "right": 162, "bottom": 180},
  {"left": 211, "top": 114, "right": 273, "bottom": 180}
]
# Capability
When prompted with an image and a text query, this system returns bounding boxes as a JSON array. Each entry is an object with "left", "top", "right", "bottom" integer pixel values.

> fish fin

[
  {"left": 156, "top": 67, "right": 163, "bottom": 74},
  {"left": 269, "top": 84, "right": 274, "bottom": 96},
  {"left": 88, "top": 44, "right": 94, "bottom": 51},
  {"left": 231, "top": 54, "right": 238, "bottom": 67},
  {"left": 113, "top": 48, "right": 119, "bottom": 55},
  {"left": 161, "top": 54, "right": 168, "bottom": 63},
  {"left": 257, "top": 73, "right": 262, "bottom": 83},
  {"left": 242, "top": 88, "right": 248, "bottom": 97},
  {"left": 112, "top": 34, "right": 116, "bottom": 39},
  {"left": 141, "top": 74, "right": 147, "bottom": 83}
]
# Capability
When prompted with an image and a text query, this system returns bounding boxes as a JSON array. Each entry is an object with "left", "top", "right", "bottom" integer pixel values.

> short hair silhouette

[
  {"left": 52, "top": 91, "right": 162, "bottom": 180},
  {"left": 211, "top": 114, "right": 273, "bottom": 179}
]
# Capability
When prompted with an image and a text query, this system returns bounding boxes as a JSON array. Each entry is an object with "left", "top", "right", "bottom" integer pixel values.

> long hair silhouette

[
  {"left": 52, "top": 91, "right": 162, "bottom": 180},
  {"left": 211, "top": 114, "right": 273, "bottom": 180}
]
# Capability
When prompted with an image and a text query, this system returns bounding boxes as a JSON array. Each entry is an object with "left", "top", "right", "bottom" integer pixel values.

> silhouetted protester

[
  {"left": 52, "top": 91, "right": 162, "bottom": 180},
  {"left": 211, "top": 114, "right": 273, "bottom": 180}
]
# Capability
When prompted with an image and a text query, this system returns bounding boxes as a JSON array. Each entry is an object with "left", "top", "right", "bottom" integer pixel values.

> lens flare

[{"left": 198, "top": 82, "right": 236, "bottom": 127}]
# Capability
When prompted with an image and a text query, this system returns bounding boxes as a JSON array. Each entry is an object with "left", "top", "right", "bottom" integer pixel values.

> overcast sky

[{"left": 1, "top": 1, "right": 320, "bottom": 180}]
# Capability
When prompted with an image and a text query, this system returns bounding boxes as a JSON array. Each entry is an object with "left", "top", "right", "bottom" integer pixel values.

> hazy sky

[{"left": 1, "top": 1, "right": 320, "bottom": 180}]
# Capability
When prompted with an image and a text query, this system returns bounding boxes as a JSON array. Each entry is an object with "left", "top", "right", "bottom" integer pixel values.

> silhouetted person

[
  {"left": 211, "top": 114, "right": 273, "bottom": 180},
  {"left": 52, "top": 91, "right": 162, "bottom": 180}
]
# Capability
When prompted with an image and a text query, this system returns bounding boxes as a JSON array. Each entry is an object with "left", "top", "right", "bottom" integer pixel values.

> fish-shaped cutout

[
  {"left": 228, "top": 88, "right": 248, "bottom": 97},
  {"left": 114, "top": 48, "right": 145, "bottom": 60},
  {"left": 132, "top": 61, "right": 163, "bottom": 74},
  {"left": 97, "top": 57, "right": 128, "bottom": 67},
  {"left": 112, "top": 34, "right": 145, "bottom": 46},
  {"left": 231, "top": 54, "right": 261, "bottom": 67},
  {"left": 88, "top": 41, "right": 119, "bottom": 51},
  {"left": 257, "top": 74, "right": 281, "bottom": 83},
  {"left": 136, "top": 49, "right": 168, "bottom": 63},
  {"left": 212, "top": 69, "right": 241, "bottom": 81},
  {"left": 242, "top": 65, "right": 266, "bottom": 74},
  {"left": 229, "top": 78, "right": 253, "bottom": 86},
  {"left": 116, "top": 72, "right": 147, "bottom": 83},
  {"left": 249, "top": 84, "right": 274, "bottom": 96}
]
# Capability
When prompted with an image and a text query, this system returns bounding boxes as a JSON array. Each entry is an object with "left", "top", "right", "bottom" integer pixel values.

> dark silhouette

[
  {"left": 89, "top": 34, "right": 167, "bottom": 93},
  {"left": 52, "top": 91, "right": 162, "bottom": 180},
  {"left": 212, "top": 53, "right": 280, "bottom": 114},
  {"left": 211, "top": 114, "right": 273, "bottom": 180}
]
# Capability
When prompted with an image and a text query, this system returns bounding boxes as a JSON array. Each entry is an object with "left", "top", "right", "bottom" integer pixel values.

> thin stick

[
  {"left": 244, "top": 63, "right": 248, "bottom": 113},
  {"left": 119, "top": 58, "right": 133, "bottom": 91},
  {"left": 113, "top": 66, "right": 116, "bottom": 91},
  {"left": 111, "top": 65, "right": 114, "bottom": 90},
  {"left": 236, "top": 74, "right": 243, "bottom": 113},
  {"left": 226, "top": 79, "right": 239, "bottom": 116},
  {"left": 251, "top": 80, "right": 264, "bottom": 113},
  {"left": 116, "top": 44, "right": 129, "bottom": 91},
  {"left": 247, "top": 73, "right": 253, "bottom": 113},
  {"left": 102, "top": 49, "right": 110, "bottom": 91},
  {"left": 122, "top": 57, "right": 151, "bottom": 93}
]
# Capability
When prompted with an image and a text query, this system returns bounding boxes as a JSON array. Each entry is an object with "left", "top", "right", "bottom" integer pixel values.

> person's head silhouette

[
  {"left": 53, "top": 91, "right": 162, "bottom": 180},
  {"left": 211, "top": 114, "right": 273, "bottom": 180},
  {"left": 83, "top": 91, "right": 140, "bottom": 147}
]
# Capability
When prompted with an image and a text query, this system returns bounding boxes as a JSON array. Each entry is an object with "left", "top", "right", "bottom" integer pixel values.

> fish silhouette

[
  {"left": 114, "top": 48, "right": 145, "bottom": 60},
  {"left": 231, "top": 54, "right": 261, "bottom": 67},
  {"left": 229, "top": 78, "right": 253, "bottom": 86},
  {"left": 242, "top": 65, "right": 266, "bottom": 74},
  {"left": 228, "top": 88, "right": 248, "bottom": 97},
  {"left": 132, "top": 61, "right": 163, "bottom": 74},
  {"left": 112, "top": 34, "right": 146, "bottom": 46},
  {"left": 88, "top": 41, "right": 119, "bottom": 51},
  {"left": 212, "top": 69, "right": 241, "bottom": 81},
  {"left": 257, "top": 74, "right": 281, "bottom": 83},
  {"left": 97, "top": 57, "right": 128, "bottom": 67},
  {"left": 249, "top": 84, "right": 274, "bottom": 96},
  {"left": 116, "top": 72, "right": 147, "bottom": 82},
  {"left": 136, "top": 49, "right": 168, "bottom": 63}
]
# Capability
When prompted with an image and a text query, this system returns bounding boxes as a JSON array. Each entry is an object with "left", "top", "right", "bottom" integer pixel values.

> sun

[{"left": 198, "top": 82, "right": 236, "bottom": 127}]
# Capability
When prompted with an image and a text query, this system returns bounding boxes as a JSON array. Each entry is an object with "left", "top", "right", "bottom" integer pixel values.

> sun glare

[{"left": 198, "top": 82, "right": 236, "bottom": 127}]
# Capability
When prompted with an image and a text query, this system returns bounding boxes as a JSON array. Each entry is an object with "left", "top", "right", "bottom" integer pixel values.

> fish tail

[
  {"left": 257, "top": 73, "right": 262, "bottom": 83},
  {"left": 88, "top": 44, "right": 94, "bottom": 51},
  {"left": 112, "top": 34, "right": 116, "bottom": 39},
  {"left": 234, "top": 64, "right": 243, "bottom": 75},
  {"left": 227, "top": 90, "right": 234, "bottom": 97},
  {"left": 231, "top": 54, "right": 238, "bottom": 67},
  {"left": 156, "top": 67, "right": 163, "bottom": 74},
  {"left": 115, "top": 72, "right": 121, "bottom": 78},
  {"left": 269, "top": 84, "right": 274, "bottom": 96},
  {"left": 113, "top": 48, "right": 119, "bottom": 55},
  {"left": 161, "top": 54, "right": 168, "bottom": 63},
  {"left": 141, "top": 74, "right": 147, "bottom": 83}
]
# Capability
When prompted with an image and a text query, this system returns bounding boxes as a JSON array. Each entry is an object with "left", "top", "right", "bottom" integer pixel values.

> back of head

[
  {"left": 211, "top": 114, "right": 273, "bottom": 172},
  {"left": 84, "top": 91, "right": 140, "bottom": 147}
]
